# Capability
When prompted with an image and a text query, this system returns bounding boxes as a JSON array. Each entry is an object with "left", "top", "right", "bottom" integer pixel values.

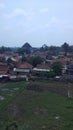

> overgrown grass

[
  {"left": 0, "top": 81, "right": 73, "bottom": 130},
  {"left": 0, "top": 81, "right": 28, "bottom": 111}
]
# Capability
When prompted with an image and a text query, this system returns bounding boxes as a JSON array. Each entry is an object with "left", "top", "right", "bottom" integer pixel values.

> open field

[{"left": 0, "top": 81, "right": 73, "bottom": 130}]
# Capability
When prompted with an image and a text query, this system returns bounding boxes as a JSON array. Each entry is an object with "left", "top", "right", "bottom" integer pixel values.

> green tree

[
  {"left": 48, "top": 70, "right": 55, "bottom": 78},
  {"left": 40, "top": 44, "right": 49, "bottom": 52},
  {"left": 21, "top": 55, "right": 27, "bottom": 62},
  {"left": 61, "top": 42, "right": 69, "bottom": 55},
  {"left": 0, "top": 46, "right": 11, "bottom": 53},
  {"left": 17, "top": 48, "right": 25, "bottom": 55},
  {"left": 28, "top": 56, "right": 43, "bottom": 67},
  {"left": 52, "top": 62, "right": 62, "bottom": 76},
  {"left": 0, "top": 46, "right": 5, "bottom": 53}
]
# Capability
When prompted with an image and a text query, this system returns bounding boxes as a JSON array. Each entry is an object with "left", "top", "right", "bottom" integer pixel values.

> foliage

[
  {"left": 0, "top": 57, "right": 6, "bottom": 63},
  {"left": 0, "top": 46, "right": 11, "bottom": 53},
  {"left": 28, "top": 56, "right": 43, "bottom": 67},
  {"left": 48, "top": 70, "right": 55, "bottom": 78},
  {"left": 0, "top": 81, "right": 73, "bottom": 130},
  {"left": 37, "top": 71, "right": 55, "bottom": 78},
  {"left": 17, "top": 47, "right": 25, "bottom": 55},
  {"left": 17, "top": 43, "right": 32, "bottom": 55},
  {"left": 52, "top": 61, "right": 62, "bottom": 76},
  {"left": 61, "top": 42, "right": 70, "bottom": 55},
  {"left": 21, "top": 55, "right": 27, "bottom": 62},
  {"left": 40, "top": 44, "right": 49, "bottom": 52},
  {"left": 49, "top": 46, "right": 61, "bottom": 56}
]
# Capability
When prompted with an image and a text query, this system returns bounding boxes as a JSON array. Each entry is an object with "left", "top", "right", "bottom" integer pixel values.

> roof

[
  {"left": 36, "top": 64, "right": 50, "bottom": 69},
  {"left": 33, "top": 64, "right": 50, "bottom": 72},
  {"left": 0, "top": 62, "right": 8, "bottom": 74},
  {"left": 17, "top": 62, "right": 33, "bottom": 69},
  {"left": 0, "top": 62, "right": 8, "bottom": 68},
  {"left": 0, "top": 54, "right": 6, "bottom": 58},
  {"left": 0, "top": 70, "right": 8, "bottom": 75},
  {"left": 52, "top": 58, "right": 71, "bottom": 65}
]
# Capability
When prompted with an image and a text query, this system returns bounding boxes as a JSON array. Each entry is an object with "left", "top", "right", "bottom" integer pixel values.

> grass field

[{"left": 0, "top": 81, "right": 73, "bottom": 130}]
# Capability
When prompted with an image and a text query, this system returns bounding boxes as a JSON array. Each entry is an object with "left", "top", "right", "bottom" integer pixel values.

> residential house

[
  {"left": 0, "top": 62, "right": 8, "bottom": 75},
  {"left": 0, "top": 54, "right": 6, "bottom": 62},
  {"left": 13, "top": 62, "right": 33, "bottom": 78},
  {"left": 52, "top": 57, "right": 71, "bottom": 66},
  {"left": 62, "top": 64, "right": 73, "bottom": 82},
  {"left": 32, "top": 63, "right": 50, "bottom": 77}
]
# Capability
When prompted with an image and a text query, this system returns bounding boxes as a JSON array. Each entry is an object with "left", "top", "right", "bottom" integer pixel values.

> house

[
  {"left": 62, "top": 64, "right": 73, "bottom": 82},
  {"left": 36, "top": 64, "right": 50, "bottom": 71},
  {"left": 13, "top": 62, "right": 33, "bottom": 78},
  {"left": 52, "top": 58, "right": 71, "bottom": 66},
  {"left": 64, "top": 64, "right": 73, "bottom": 75},
  {"left": 0, "top": 62, "right": 8, "bottom": 75},
  {"left": 0, "top": 54, "right": 6, "bottom": 62},
  {"left": 32, "top": 63, "right": 50, "bottom": 77}
]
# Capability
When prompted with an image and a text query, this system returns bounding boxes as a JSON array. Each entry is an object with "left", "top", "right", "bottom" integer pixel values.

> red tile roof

[
  {"left": 17, "top": 62, "right": 33, "bottom": 69},
  {"left": 0, "top": 62, "right": 8, "bottom": 75},
  {"left": 52, "top": 58, "right": 71, "bottom": 65},
  {"left": 36, "top": 64, "right": 50, "bottom": 69}
]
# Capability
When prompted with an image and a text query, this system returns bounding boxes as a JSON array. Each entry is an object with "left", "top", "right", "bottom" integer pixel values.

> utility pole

[{"left": 68, "top": 82, "right": 72, "bottom": 98}]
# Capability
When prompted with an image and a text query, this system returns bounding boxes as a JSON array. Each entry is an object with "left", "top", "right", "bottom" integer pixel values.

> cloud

[
  {"left": 11, "top": 16, "right": 71, "bottom": 36},
  {"left": 13, "top": 8, "right": 27, "bottom": 16},
  {"left": 4, "top": 8, "right": 35, "bottom": 19},
  {"left": 4, "top": 25, "right": 12, "bottom": 30},
  {"left": 40, "top": 8, "right": 48, "bottom": 13},
  {"left": 23, "top": 17, "right": 66, "bottom": 34},
  {"left": 0, "top": 2, "right": 5, "bottom": 8},
  {"left": 5, "top": 8, "right": 27, "bottom": 18},
  {"left": 46, "top": 17, "right": 62, "bottom": 28}
]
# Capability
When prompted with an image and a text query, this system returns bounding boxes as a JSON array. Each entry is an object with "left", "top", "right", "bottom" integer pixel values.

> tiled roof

[
  {"left": 0, "top": 62, "right": 7, "bottom": 65},
  {"left": 52, "top": 58, "right": 71, "bottom": 65},
  {"left": 36, "top": 64, "right": 50, "bottom": 69},
  {"left": 0, "top": 62, "right": 8, "bottom": 74},
  {"left": 17, "top": 62, "right": 33, "bottom": 69},
  {"left": 0, "top": 70, "right": 7, "bottom": 75},
  {"left": 0, "top": 54, "right": 6, "bottom": 58}
]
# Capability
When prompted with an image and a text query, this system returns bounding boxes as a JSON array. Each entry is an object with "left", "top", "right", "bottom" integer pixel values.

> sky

[{"left": 0, "top": 0, "right": 73, "bottom": 47}]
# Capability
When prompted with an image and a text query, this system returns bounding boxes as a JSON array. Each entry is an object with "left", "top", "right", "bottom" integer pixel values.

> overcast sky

[{"left": 0, "top": 0, "right": 73, "bottom": 47}]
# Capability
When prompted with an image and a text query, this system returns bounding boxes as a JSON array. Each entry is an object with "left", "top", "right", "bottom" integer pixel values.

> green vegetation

[
  {"left": 0, "top": 81, "right": 73, "bottom": 130},
  {"left": 52, "top": 61, "right": 62, "bottom": 76},
  {"left": 35, "top": 71, "right": 55, "bottom": 78},
  {"left": 28, "top": 56, "right": 43, "bottom": 67},
  {"left": 0, "top": 46, "right": 11, "bottom": 53},
  {"left": 0, "top": 82, "right": 28, "bottom": 111}
]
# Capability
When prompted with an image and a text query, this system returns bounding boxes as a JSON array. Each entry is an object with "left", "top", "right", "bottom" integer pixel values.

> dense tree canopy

[
  {"left": 61, "top": 42, "right": 69, "bottom": 54},
  {"left": 28, "top": 56, "right": 43, "bottom": 67},
  {"left": 0, "top": 46, "right": 11, "bottom": 53},
  {"left": 52, "top": 61, "right": 62, "bottom": 76}
]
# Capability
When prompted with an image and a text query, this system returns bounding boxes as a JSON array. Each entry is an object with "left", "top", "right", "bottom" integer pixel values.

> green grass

[
  {"left": 0, "top": 81, "right": 28, "bottom": 111},
  {"left": 0, "top": 81, "right": 73, "bottom": 130}
]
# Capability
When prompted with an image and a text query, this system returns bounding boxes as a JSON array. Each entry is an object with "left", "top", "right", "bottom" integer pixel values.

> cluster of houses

[
  {"left": 0, "top": 47, "right": 73, "bottom": 82},
  {"left": 0, "top": 53, "right": 50, "bottom": 81}
]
